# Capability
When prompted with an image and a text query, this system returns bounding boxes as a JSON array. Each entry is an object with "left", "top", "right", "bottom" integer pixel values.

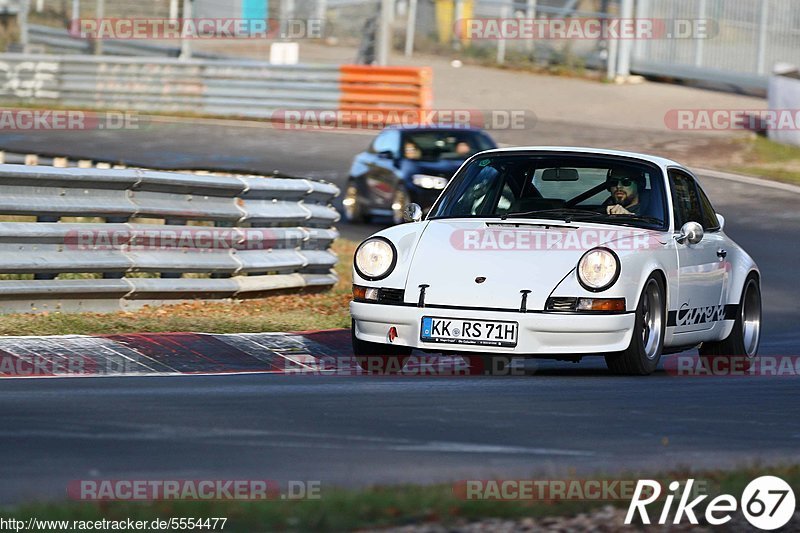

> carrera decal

[{"left": 668, "top": 304, "right": 738, "bottom": 327}]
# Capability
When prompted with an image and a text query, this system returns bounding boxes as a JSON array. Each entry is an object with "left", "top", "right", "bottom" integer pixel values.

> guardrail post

[
  {"left": 404, "top": 0, "right": 418, "bottom": 58},
  {"left": 93, "top": 0, "right": 104, "bottom": 55},
  {"left": 615, "top": 0, "right": 634, "bottom": 78},
  {"left": 34, "top": 213, "right": 59, "bottom": 281},
  {"left": 180, "top": 0, "right": 193, "bottom": 60},
  {"left": 496, "top": 4, "right": 508, "bottom": 65},
  {"left": 376, "top": 0, "right": 393, "bottom": 65},
  {"left": 525, "top": 0, "right": 537, "bottom": 55},
  {"left": 756, "top": 0, "right": 769, "bottom": 75},
  {"left": 18, "top": 0, "right": 30, "bottom": 53}
]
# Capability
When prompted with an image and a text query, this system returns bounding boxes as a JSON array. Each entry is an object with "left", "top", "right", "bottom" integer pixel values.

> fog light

[{"left": 577, "top": 298, "right": 626, "bottom": 312}]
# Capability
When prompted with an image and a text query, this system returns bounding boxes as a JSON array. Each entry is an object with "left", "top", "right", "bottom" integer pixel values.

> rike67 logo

[{"left": 626, "top": 476, "right": 796, "bottom": 530}]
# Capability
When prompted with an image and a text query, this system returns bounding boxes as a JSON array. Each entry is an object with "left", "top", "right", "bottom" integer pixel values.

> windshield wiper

[
  {"left": 606, "top": 214, "right": 665, "bottom": 226},
  {"left": 501, "top": 208, "right": 608, "bottom": 223}
]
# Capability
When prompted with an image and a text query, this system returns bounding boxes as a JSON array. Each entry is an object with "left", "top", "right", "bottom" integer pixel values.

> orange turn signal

[
  {"left": 577, "top": 298, "right": 626, "bottom": 312},
  {"left": 353, "top": 285, "right": 367, "bottom": 300}
]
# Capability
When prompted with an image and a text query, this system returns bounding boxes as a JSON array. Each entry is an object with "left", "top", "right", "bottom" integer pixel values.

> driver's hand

[{"left": 607, "top": 204, "right": 632, "bottom": 215}]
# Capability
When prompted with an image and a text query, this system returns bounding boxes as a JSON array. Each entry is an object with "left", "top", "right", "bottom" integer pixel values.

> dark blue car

[{"left": 343, "top": 126, "right": 497, "bottom": 224}]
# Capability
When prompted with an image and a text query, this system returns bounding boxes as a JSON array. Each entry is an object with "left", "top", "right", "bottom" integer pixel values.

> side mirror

[
  {"left": 403, "top": 203, "right": 423, "bottom": 223},
  {"left": 676, "top": 221, "right": 704, "bottom": 245},
  {"left": 716, "top": 213, "right": 725, "bottom": 230},
  {"left": 377, "top": 150, "right": 395, "bottom": 160}
]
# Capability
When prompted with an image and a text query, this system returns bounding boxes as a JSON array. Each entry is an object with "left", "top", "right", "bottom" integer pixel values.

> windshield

[
  {"left": 401, "top": 130, "right": 495, "bottom": 161},
  {"left": 429, "top": 154, "right": 668, "bottom": 228}
]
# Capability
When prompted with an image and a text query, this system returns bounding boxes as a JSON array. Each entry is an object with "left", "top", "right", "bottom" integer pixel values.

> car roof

[
  {"left": 383, "top": 125, "right": 489, "bottom": 133},
  {"left": 473, "top": 146, "right": 681, "bottom": 168}
]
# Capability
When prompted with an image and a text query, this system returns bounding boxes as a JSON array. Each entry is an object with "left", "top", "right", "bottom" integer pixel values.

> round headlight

[
  {"left": 577, "top": 248, "right": 620, "bottom": 291},
  {"left": 354, "top": 237, "right": 397, "bottom": 281}
]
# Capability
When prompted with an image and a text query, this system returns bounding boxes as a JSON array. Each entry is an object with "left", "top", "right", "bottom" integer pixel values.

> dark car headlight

[{"left": 411, "top": 174, "right": 448, "bottom": 190}]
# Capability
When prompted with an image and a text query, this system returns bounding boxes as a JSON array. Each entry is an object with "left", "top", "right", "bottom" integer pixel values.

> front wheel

[
  {"left": 342, "top": 180, "right": 369, "bottom": 223},
  {"left": 352, "top": 320, "right": 412, "bottom": 374},
  {"left": 699, "top": 275, "right": 761, "bottom": 372},
  {"left": 391, "top": 185, "right": 410, "bottom": 225},
  {"left": 605, "top": 275, "right": 666, "bottom": 375}
]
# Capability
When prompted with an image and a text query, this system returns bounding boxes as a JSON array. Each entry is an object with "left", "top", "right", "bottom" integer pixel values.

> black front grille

[
  {"left": 546, "top": 297, "right": 577, "bottom": 312},
  {"left": 378, "top": 288, "right": 405, "bottom": 304}
]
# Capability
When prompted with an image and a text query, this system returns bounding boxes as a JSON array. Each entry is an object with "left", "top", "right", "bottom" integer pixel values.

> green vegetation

[{"left": 731, "top": 136, "right": 800, "bottom": 185}]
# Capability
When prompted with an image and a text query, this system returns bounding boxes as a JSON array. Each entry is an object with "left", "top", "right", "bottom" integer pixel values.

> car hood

[{"left": 402, "top": 219, "right": 661, "bottom": 311}]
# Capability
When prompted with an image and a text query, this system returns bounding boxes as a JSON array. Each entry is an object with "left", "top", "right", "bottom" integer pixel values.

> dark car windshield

[
  {"left": 429, "top": 154, "right": 668, "bottom": 229},
  {"left": 402, "top": 130, "right": 495, "bottom": 162}
]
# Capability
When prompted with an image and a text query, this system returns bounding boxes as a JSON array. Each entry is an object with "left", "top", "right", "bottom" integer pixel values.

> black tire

[
  {"left": 343, "top": 179, "right": 369, "bottom": 224},
  {"left": 351, "top": 320, "right": 412, "bottom": 374},
  {"left": 605, "top": 275, "right": 666, "bottom": 376},
  {"left": 699, "top": 275, "right": 761, "bottom": 372},
  {"left": 391, "top": 185, "right": 410, "bottom": 225}
]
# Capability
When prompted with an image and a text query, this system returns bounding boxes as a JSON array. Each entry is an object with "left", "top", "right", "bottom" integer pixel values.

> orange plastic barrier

[{"left": 339, "top": 65, "right": 433, "bottom": 111}]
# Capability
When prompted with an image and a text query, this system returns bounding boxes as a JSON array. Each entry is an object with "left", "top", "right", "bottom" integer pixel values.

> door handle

[{"left": 717, "top": 249, "right": 727, "bottom": 259}]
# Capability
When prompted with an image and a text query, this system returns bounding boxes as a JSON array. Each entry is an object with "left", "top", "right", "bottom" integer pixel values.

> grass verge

[
  {"left": 0, "top": 240, "right": 356, "bottom": 337},
  {"left": 728, "top": 136, "right": 800, "bottom": 185},
  {"left": 1, "top": 465, "right": 798, "bottom": 531}
]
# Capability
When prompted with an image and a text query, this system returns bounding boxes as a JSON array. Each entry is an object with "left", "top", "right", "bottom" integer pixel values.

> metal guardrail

[
  {"left": 27, "top": 24, "right": 224, "bottom": 59},
  {"left": 0, "top": 164, "right": 341, "bottom": 313},
  {"left": 0, "top": 53, "right": 432, "bottom": 118}
]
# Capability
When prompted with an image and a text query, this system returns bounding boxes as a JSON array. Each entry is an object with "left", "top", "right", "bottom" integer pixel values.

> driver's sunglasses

[{"left": 608, "top": 178, "right": 634, "bottom": 188}]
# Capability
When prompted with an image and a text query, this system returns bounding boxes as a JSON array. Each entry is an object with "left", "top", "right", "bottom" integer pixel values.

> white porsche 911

[{"left": 350, "top": 147, "right": 761, "bottom": 375}]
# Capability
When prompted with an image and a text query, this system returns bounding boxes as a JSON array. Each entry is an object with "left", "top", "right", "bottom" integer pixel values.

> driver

[{"left": 605, "top": 168, "right": 646, "bottom": 215}]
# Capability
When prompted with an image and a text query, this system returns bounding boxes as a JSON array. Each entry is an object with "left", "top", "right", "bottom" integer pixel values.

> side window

[
  {"left": 370, "top": 130, "right": 399, "bottom": 157},
  {"left": 669, "top": 170, "right": 704, "bottom": 229},
  {"left": 695, "top": 184, "right": 720, "bottom": 231}
]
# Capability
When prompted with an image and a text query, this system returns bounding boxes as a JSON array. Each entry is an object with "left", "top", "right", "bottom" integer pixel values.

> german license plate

[{"left": 420, "top": 316, "right": 518, "bottom": 347}]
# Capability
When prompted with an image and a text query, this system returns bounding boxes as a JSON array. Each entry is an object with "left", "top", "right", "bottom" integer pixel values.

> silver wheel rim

[
  {"left": 392, "top": 188, "right": 408, "bottom": 224},
  {"left": 641, "top": 279, "right": 663, "bottom": 360},
  {"left": 741, "top": 279, "right": 761, "bottom": 357},
  {"left": 343, "top": 184, "right": 359, "bottom": 221}
]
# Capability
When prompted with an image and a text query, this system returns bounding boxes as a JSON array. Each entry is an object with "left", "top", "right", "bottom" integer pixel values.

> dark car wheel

[
  {"left": 605, "top": 275, "right": 666, "bottom": 376},
  {"left": 698, "top": 275, "right": 761, "bottom": 372},
  {"left": 343, "top": 180, "right": 369, "bottom": 223},
  {"left": 352, "top": 320, "right": 412, "bottom": 374}
]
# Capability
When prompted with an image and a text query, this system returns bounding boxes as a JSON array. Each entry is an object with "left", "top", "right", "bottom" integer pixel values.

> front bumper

[{"left": 351, "top": 302, "right": 636, "bottom": 355}]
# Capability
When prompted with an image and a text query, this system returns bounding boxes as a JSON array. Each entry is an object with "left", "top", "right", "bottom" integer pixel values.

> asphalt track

[{"left": 0, "top": 123, "right": 799, "bottom": 506}]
